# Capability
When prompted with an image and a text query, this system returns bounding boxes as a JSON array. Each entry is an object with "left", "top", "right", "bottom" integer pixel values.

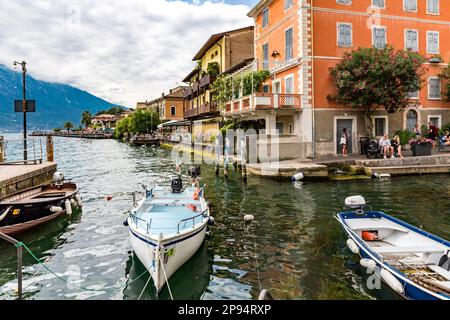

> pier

[{"left": 31, "top": 131, "right": 113, "bottom": 139}]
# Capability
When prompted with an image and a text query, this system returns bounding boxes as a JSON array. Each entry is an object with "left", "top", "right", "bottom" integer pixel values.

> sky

[{"left": 0, "top": 0, "right": 258, "bottom": 107}]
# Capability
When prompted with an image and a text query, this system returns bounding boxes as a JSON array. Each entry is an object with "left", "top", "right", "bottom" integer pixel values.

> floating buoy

[
  {"left": 291, "top": 172, "right": 304, "bottom": 182},
  {"left": 65, "top": 200, "right": 72, "bottom": 215},
  {"left": 380, "top": 268, "right": 404, "bottom": 294},
  {"left": 50, "top": 206, "right": 63, "bottom": 213},
  {"left": 105, "top": 195, "right": 113, "bottom": 201},
  {"left": 75, "top": 194, "right": 83, "bottom": 207},
  {"left": 244, "top": 214, "right": 254, "bottom": 222},
  {"left": 346, "top": 239, "right": 360, "bottom": 254},
  {"left": 360, "top": 258, "right": 377, "bottom": 270},
  {"left": 208, "top": 216, "right": 215, "bottom": 226}
]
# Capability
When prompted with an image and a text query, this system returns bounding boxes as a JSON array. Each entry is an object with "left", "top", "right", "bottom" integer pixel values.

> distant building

[{"left": 139, "top": 86, "right": 187, "bottom": 122}]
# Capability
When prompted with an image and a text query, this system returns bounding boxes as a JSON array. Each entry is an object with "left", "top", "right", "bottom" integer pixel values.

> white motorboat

[
  {"left": 126, "top": 168, "right": 213, "bottom": 293},
  {"left": 336, "top": 196, "right": 450, "bottom": 300}
]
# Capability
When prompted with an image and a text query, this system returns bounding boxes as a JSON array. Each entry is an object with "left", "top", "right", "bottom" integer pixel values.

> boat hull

[
  {"left": 337, "top": 212, "right": 450, "bottom": 300},
  {"left": 129, "top": 222, "right": 208, "bottom": 293}
]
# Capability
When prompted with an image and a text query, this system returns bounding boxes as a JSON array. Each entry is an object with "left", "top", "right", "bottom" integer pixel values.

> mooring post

[
  {"left": 46, "top": 135, "right": 54, "bottom": 162},
  {"left": 17, "top": 245, "right": 23, "bottom": 299},
  {"left": 0, "top": 136, "right": 4, "bottom": 162},
  {"left": 0, "top": 232, "right": 23, "bottom": 300},
  {"left": 242, "top": 136, "right": 248, "bottom": 182}
]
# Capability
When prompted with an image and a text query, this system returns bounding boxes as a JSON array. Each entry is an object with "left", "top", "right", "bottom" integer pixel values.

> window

[
  {"left": 284, "top": 0, "right": 294, "bottom": 10},
  {"left": 372, "top": 0, "right": 385, "bottom": 8},
  {"left": 427, "top": 31, "right": 439, "bottom": 54},
  {"left": 428, "top": 77, "right": 441, "bottom": 99},
  {"left": 428, "top": 115, "right": 441, "bottom": 128},
  {"left": 262, "top": 8, "right": 269, "bottom": 28},
  {"left": 405, "top": 29, "right": 418, "bottom": 52},
  {"left": 406, "top": 109, "right": 418, "bottom": 131},
  {"left": 372, "top": 26, "right": 386, "bottom": 49},
  {"left": 404, "top": 0, "right": 417, "bottom": 12},
  {"left": 408, "top": 90, "right": 419, "bottom": 99},
  {"left": 262, "top": 43, "right": 269, "bottom": 70},
  {"left": 337, "top": 0, "right": 351, "bottom": 4},
  {"left": 285, "top": 76, "right": 294, "bottom": 94},
  {"left": 427, "top": 0, "right": 439, "bottom": 14},
  {"left": 263, "top": 84, "right": 270, "bottom": 93},
  {"left": 170, "top": 106, "right": 176, "bottom": 116},
  {"left": 285, "top": 28, "right": 294, "bottom": 61},
  {"left": 374, "top": 117, "right": 387, "bottom": 137},
  {"left": 337, "top": 23, "right": 352, "bottom": 47}
]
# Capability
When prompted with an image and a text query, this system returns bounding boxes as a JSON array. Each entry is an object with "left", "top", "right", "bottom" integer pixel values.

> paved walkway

[{"left": 0, "top": 162, "right": 57, "bottom": 184}]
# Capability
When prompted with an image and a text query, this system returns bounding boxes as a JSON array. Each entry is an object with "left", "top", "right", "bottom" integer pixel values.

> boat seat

[
  {"left": 373, "top": 246, "right": 445, "bottom": 255},
  {"left": 429, "top": 265, "right": 450, "bottom": 281},
  {"left": 346, "top": 219, "right": 409, "bottom": 233}
]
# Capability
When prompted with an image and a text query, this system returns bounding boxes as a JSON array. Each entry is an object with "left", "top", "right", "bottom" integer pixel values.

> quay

[{"left": 31, "top": 131, "right": 113, "bottom": 139}]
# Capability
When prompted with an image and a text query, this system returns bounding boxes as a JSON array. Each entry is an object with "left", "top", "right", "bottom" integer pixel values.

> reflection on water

[{"left": 0, "top": 133, "right": 449, "bottom": 300}]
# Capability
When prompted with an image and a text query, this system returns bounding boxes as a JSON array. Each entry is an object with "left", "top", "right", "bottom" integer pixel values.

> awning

[{"left": 158, "top": 120, "right": 191, "bottom": 128}]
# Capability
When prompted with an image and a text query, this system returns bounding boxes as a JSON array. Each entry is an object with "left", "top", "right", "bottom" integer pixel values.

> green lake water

[{"left": 0, "top": 134, "right": 449, "bottom": 300}]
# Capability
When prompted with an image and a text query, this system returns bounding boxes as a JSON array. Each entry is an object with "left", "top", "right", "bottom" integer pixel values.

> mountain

[{"left": 0, "top": 64, "right": 120, "bottom": 131}]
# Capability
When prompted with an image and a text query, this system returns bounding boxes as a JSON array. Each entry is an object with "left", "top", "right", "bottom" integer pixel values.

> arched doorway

[{"left": 406, "top": 109, "right": 418, "bottom": 132}]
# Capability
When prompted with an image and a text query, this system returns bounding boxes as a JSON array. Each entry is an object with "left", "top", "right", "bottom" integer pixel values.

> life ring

[{"left": 193, "top": 188, "right": 201, "bottom": 200}]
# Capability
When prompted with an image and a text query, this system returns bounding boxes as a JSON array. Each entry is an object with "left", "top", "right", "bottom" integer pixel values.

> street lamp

[{"left": 13, "top": 60, "right": 28, "bottom": 161}]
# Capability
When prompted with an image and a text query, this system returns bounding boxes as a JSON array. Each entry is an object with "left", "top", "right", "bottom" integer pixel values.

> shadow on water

[{"left": 122, "top": 243, "right": 213, "bottom": 300}]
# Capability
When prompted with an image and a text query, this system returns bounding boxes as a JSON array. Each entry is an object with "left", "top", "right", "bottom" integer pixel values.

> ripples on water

[{"left": 0, "top": 134, "right": 449, "bottom": 300}]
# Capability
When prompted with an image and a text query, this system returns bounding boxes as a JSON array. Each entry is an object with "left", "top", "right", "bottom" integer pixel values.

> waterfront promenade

[{"left": 31, "top": 131, "right": 113, "bottom": 139}]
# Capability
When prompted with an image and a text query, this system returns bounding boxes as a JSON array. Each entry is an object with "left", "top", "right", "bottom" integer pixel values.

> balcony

[
  {"left": 184, "top": 102, "right": 220, "bottom": 119},
  {"left": 224, "top": 93, "right": 301, "bottom": 116},
  {"left": 183, "top": 75, "right": 216, "bottom": 99},
  {"left": 199, "top": 74, "right": 215, "bottom": 88}
]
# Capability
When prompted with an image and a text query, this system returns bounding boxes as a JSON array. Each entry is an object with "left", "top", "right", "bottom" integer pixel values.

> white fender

[
  {"left": 50, "top": 206, "right": 63, "bottom": 213},
  {"left": 0, "top": 206, "right": 12, "bottom": 223},
  {"left": 75, "top": 194, "right": 83, "bottom": 208},
  {"left": 360, "top": 258, "right": 377, "bottom": 269},
  {"left": 346, "top": 239, "right": 360, "bottom": 254},
  {"left": 244, "top": 214, "right": 254, "bottom": 222},
  {"left": 380, "top": 269, "right": 404, "bottom": 294},
  {"left": 291, "top": 172, "right": 304, "bottom": 182},
  {"left": 70, "top": 198, "right": 78, "bottom": 208},
  {"left": 65, "top": 200, "right": 72, "bottom": 216}
]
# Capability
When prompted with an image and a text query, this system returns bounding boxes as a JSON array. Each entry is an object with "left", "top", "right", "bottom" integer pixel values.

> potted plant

[{"left": 409, "top": 137, "right": 433, "bottom": 156}]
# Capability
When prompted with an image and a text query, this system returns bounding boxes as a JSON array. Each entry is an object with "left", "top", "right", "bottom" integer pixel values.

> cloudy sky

[{"left": 0, "top": 0, "right": 257, "bottom": 107}]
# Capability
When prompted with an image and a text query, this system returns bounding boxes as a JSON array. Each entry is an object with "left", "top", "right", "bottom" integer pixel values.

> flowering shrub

[{"left": 409, "top": 137, "right": 434, "bottom": 145}]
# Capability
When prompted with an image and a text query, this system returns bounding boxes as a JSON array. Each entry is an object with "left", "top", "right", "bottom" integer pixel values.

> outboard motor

[
  {"left": 171, "top": 176, "right": 183, "bottom": 193},
  {"left": 188, "top": 166, "right": 201, "bottom": 178},
  {"left": 53, "top": 172, "right": 65, "bottom": 186}
]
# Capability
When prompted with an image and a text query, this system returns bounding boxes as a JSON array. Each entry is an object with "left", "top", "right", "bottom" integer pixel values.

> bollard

[
  {"left": 46, "top": 135, "right": 54, "bottom": 162},
  {"left": 0, "top": 136, "right": 4, "bottom": 162},
  {"left": 215, "top": 163, "right": 220, "bottom": 176}
]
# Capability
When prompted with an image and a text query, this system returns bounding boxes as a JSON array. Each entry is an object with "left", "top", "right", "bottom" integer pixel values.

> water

[{"left": 0, "top": 134, "right": 449, "bottom": 300}]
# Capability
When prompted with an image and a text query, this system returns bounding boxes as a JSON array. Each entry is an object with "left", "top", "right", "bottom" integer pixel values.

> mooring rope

[{"left": 14, "top": 241, "right": 149, "bottom": 295}]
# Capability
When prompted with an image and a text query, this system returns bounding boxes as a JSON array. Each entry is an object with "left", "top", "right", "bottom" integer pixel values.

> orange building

[
  {"left": 233, "top": 0, "right": 450, "bottom": 158},
  {"left": 142, "top": 86, "right": 187, "bottom": 122}
]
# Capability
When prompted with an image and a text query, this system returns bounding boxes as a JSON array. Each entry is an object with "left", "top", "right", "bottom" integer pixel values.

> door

[
  {"left": 336, "top": 119, "right": 353, "bottom": 154},
  {"left": 276, "top": 122, "right": 284, "bottom": 134},
  {"left": 406, "top": 110, "right": 418, "bottom": 132},
  {"left": 273, "top": 81, "right": 281, "bottom": 94}
]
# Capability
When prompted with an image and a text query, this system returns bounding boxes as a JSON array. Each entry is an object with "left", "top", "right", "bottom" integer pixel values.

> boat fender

[
  {"left": 380, "top": 269, "right": 404, "bottom": 294},
  {"left": 50, "top": 206, "right": 64, "bottom": 213},
  {"left": 208, "top": 216, "right": 215, "bottom": 226},
  {"left": 244, "top": 214, "right": 254, "bottom": 222},
  {"left": 258, "top": 289, "right": 274, "bottom": 300},
  {"left": 346, "top": 239, "right": 360, "bottom": 254},
  {"left": 123, "top": 219, "right": 129, "bottom": 227},
  {"left": 360, "top": 258, "right": 377, "bottom": 270},
  {"left": 291, "top": 172, "right": 304, "bottom": 182},
  {"left": 65, "top": 200, "right": 73, "bottom": 216},
  {"left": 75, "top": 194, "right": 83, "bottom": 207},
  {"left": 0, "top": 206, "right": 12, "bottom": 223},
  {"left": 70, "top": 198, "right": 78, "bottom": 209},
  {"left": 362, "top": 231, "right": 378, "bottom": 241}
]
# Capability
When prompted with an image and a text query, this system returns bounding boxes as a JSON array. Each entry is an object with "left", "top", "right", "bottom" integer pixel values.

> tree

[
  {"left": 328, "top": 46, "right": 426, "bottom": 136},
  {"left": 96, "top": 106, "right": 124, "bottom": 116},
  {"left": 113, "top": 110, "right": 160, "bottom": 139},
  {"left": 81, "top": 111, "right": 92, "bottom": 129},
  {"left": 441, "top": 63, "right": 450, "bottom": 102},
  {"left": 64, "top": 121, "right": 74, "bottom": 133}
]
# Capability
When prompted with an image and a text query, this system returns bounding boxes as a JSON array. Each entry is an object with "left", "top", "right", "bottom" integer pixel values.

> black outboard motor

[
  {"left": 188, "top": 166, "right": 201, "bottom": 178},
  {"left": 171, "top": 176, "right": 183, "bottom": 193},
  {"left": 366, "top": 140, "right": 381, "bottom": 159}
]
